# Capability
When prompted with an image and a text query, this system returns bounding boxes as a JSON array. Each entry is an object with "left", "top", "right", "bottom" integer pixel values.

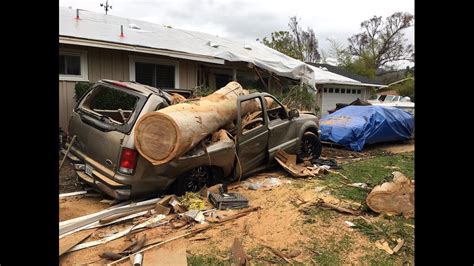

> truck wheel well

[{"left": 304, "top": 127, "right": 319, "bottom": 137}]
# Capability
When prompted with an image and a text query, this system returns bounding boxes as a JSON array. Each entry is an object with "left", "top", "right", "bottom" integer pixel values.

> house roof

[
  {"left": 59, "top": 7, "right": 314, "bottom": 85},
  {"left": 306, "top": 64, "right": 386, "bottom": 88},
  {"left": 307, "top": 63, "right": 385, "bottom": 86}
]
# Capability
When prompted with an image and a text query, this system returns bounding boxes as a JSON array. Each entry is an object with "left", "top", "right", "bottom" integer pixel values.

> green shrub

[{"left": 74, "top": 82, "right": 93, "bottom": 101}]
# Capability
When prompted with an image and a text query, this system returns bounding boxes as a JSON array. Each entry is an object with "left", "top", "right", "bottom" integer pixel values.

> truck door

[{"left": 236, "top": 95, "right": 269, "bottom": 175}]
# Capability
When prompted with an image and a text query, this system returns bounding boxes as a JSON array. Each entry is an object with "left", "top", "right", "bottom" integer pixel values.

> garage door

[{"left": 321, "top": 88, "right": 362, "bottom": 117}]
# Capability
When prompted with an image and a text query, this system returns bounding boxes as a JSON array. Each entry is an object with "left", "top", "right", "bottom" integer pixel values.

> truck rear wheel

[
  {"left": 298, "top": 131, "right": 322, "bottom": 162},
  {"left": 170, "top": 166, "right": 213, "bottom": 196}
]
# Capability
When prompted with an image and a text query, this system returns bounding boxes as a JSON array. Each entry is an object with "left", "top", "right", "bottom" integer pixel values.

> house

[
  {"left": 59, "top": 7, "right": 315, "bottom": 131},
  {"left": 306, "top": 63, "right": 387, "bottom": 117}
]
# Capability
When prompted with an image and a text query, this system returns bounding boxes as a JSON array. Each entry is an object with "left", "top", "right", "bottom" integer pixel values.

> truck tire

[
  {"left": 169, "top": 166, "right": 213, "bottom": 196},
  {"left": 298, "top": 131, "right": 322, "bottom": 162}
]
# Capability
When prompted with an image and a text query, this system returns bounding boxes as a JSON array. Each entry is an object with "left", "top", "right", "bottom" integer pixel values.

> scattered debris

[
  {"left": 315, "top": 198, "right": 361, "bottom": 215},
  {"left": 338, "top": 180, "right": 372, "bottom": 191},
  {"left": 209, "top": 192, "right": 249, "bottom": 209},
  {"left": 181, "top": 210, "right": 206, "bottom": 223},
  {"left": 392, "top": 238, "right": 405, "bottom": 253},
  {"left": 241, "top": 177, "right": 282, "bottom": 190},
  {"left": 285, "top": 250, "right": 302, "bottom": 258},
  {"left": 261, "top": 243, "right": 292, "bottom": 264},
  {"left": 133, "top": 253, "right": 143, "bottom": 266},
  {"left": 344, "top": 221, "right": 356, "bottom": 227},
  {"left": 312, "top": 158, "right": 342, "bottom": 169},
  {"left": 179, "top": 192, "right": 209, "bottom": 210},
  {"left": 59, "top": 190, "right": 87, "bottom": 198},
  {"left": 99, "top": 251, "right": 124, "bottom": 260},
  {"left": 375, "top": 239, "right": 394, "bottom": 254},
  {"left": 231, "top": 237, "right": 249, "bottom": 266},
  {"left": 366, "top": 171, "right": 414, "bottom": 218},
  {"left": 111, "top": 207, "right": 261, "bottom": 264},
  {"left": 275, "top": 149, "right": 327, "bottom": 177},
  {"left": 59, "top": 197, "right": 160, "bottom": 236},
  {"left": 59, "top": 228, "right": 96, "bottom": 256},
  {"left": 66, "top": 215, "right": 165, "bottom": 253}
]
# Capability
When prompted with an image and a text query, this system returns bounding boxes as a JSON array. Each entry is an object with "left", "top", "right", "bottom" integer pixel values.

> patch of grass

[
  {"left": 359, "top": 248, "right": 396, "bottom": 265},
  {"left": 187, "top": 255, "right": 229, "bottom": 266},
  {"left": 351, "top": 215, "right": 414, "bottom": 259},
  {"left": 321, "top": 152, "right": 414, "bottom": 203},
  {"left": 301, "top": 206, "right": 339, "bottom": 224},
  {"left": 309, "top": 235, "right": 354, "bottom": 265}
]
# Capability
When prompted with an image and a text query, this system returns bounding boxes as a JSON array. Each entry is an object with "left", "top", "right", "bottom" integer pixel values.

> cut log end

[
  {"left": 135, "top": 112, "right": 180, "bottom": 164},
  {"left": 366, "top": 172, "right": 414, "bottom": 218}
]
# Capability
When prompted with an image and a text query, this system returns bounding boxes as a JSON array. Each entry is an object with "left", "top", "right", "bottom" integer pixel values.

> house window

[
  {"left": 215, "top": 74, "right": 232, "bottom": 89},
  {"left": 135, "top": 62, "right": 175, "bottom": 88},
  {"left": 352, "top": 89, "right": 357, "bottom": 94},
  {"left": 329, "top": 88, "right": 334, "bottom": 93},
  {"left": 341, "top": 88, "right": 345, "bottom": 93},
  {"left": 130, "top": 56, "right": 179, "bottom": 89},
  {"left": 323, "top": 88, "right": 327, "bottom": 93},
  {"left": 59, "top": 49, "right": 88, "bottom": 81},
  {"left": 335, "top": 88, "right": 340, "bottom": 93},
  {"left": 346, "top": 89, "right": 351, "bottom": 94},
  {"left": 357, "top": 89, "right": 362, "bottom": 94}
]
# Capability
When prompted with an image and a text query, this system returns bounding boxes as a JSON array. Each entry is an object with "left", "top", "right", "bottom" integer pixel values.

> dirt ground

[
  {"left": 59, "top": 141, "right": 414, "bottom": 265},
  {"left": 59, "top": 158, "right": 86, "bottom": 193}
]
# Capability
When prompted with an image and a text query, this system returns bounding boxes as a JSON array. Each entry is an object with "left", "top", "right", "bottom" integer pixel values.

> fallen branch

[
  {"left": 108, "top": 206, "right": 261, "bottom": 265},
  {"left": 327, "top": 169, "right": 350, "bottom": 181},
  {"left": 260, "top": 244, "right": 291, "bottom": 264},
  {"left": 316, "top": 199, "right": 361, "bottom": 215}
]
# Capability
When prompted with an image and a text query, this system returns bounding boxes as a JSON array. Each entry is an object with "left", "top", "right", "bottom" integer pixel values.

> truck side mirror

[{"left": 288, "top": 109, "right": 299, "bottom": 120}]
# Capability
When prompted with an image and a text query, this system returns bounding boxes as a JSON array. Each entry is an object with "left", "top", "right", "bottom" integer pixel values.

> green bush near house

[
  {"left": 74, "top": 82, "right": 93, "bottom": 101},
  {"left": 74, "top": 81, "right": 137, "bottom": 110}
]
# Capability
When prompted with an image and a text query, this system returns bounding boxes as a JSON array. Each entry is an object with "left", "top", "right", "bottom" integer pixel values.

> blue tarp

[{"left": 319, "top": 106, "right": 414, "bottom": 151}]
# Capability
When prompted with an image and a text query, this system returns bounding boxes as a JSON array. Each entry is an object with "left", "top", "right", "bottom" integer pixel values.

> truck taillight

[{"left": 119, "top": 148, "right": 138, "bottom": 175}]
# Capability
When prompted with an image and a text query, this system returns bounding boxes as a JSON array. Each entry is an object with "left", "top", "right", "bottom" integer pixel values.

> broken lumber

[
  {"left": 366, "top": 171, "right": 414, "bottom": 218},
  {"left": 134, "top": 81, "right": 271, "bottom": 165},
  {"left": 109, "top": 206, "right": 261, "bottom": 265}
]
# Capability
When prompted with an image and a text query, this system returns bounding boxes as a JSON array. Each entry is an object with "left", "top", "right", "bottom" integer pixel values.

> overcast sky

[{"left": 60, "top": 0, "right": 414, "bottom": 68}]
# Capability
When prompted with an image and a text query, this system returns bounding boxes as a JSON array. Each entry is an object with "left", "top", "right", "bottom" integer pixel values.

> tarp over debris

[{"left": 319, "top": 106, "right": 414, "bottom": 151}]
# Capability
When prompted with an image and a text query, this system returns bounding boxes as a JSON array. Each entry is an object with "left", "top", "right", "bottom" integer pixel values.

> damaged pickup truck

[{"left": 63, "top": 80, "right": 322, "bottom": 199}]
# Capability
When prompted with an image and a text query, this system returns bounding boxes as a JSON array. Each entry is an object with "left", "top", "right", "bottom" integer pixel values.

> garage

[{"left": 320, "top": 86, "right": 364, "bottom": 116}]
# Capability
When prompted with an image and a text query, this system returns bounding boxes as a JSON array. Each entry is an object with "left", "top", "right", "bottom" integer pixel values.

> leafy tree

[
  {"left": 348, "top": 12, "right": 414, "bottom": 69},
  {"left": 325, "top": 12, "right": 413, "bottom": 78},
  {"left": 262, "top": 16, "right": 320, "bottom": 63}
]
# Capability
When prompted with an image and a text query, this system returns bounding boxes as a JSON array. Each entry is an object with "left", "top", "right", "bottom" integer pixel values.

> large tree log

[
  {"left": 366, "top": 171, "right": 414, "bottom": 218},
  {"left": 134, "top": 82, "right": 268, "bottom": 165}
]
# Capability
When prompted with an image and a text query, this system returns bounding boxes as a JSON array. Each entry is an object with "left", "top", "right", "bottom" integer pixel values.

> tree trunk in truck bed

[{"left": 134, "top": 82, "right": 267, "bottom": 165}]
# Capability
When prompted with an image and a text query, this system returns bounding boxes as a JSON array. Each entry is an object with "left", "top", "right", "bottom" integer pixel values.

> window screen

[{"left": 135, "top": 62, "right": 175, "bottom": 88}]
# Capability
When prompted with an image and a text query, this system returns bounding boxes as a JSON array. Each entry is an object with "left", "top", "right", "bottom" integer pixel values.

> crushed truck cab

[{"left": 64, "top": 80, "right": 321, "bottom": 199}]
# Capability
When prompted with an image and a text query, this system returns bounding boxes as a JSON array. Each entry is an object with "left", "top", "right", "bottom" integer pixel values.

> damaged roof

[
  {"left": 59, "top": 7, "right": 314, "bottom": 85},
  {"left": 307, "top": 64, "right": 386, "bottom": 88}
]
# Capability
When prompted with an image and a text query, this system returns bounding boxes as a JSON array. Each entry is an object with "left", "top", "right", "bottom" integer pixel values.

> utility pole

[{"left": 100, "top": 0, "right": 112, "bottom": 14}]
